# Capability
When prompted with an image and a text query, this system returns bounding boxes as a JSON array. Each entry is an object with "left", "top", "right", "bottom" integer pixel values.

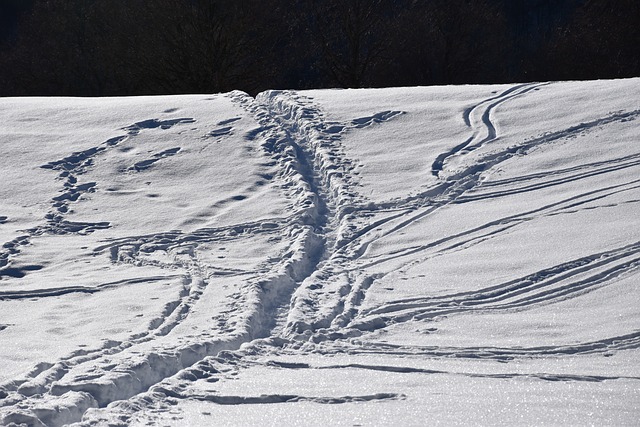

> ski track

[
  {"left": 356, "top": 242, "right": 640, "bottom": 326},
  {"left": 329, "top": 329, "right": 640, "bottom": 361},
  {"left": 431, "top": 82, "right": 549, "bottom": 177},
  {"left": 1, "top": 83, "right": 639, "bottom": 426}
]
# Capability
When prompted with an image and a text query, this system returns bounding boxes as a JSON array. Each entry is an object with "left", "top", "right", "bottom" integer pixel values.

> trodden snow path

[{"left": 0, "top": 79, "right": 639, "bottom": 426}]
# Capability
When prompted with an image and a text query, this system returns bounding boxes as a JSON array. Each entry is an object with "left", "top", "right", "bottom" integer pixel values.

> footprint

[
  {"left": 0, "top": 265, "right": 43, "bottom": 279},
  {"left": 123, "top": 118, "right": 196, "bottom": 135},
  {"left": 351, "top": 111, "right": 405, "bottom": 129},
  {"left": 217, "top": 117, "right": 241, "bottom": 126},
  {"left": 206, "top": 126, "right": 233, "bottom": 138},
  {"left": 157, "top": 147, "right": 181, "bottom": 157},
  {"left": 130, "top": 148, "right": 181, "bottom": 172},
  {"left": 245, "top": 125, "right": 274, "bottom": 141},
  {"left": 323, "top": 124, "right": 345, "bottom": 134},
  {"left": 50, "top": 219, "right": 111, "bottom": 235}
]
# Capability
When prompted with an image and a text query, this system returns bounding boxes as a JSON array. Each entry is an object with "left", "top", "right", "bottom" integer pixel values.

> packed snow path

[{"left": 0, "top": 79, "right": 639, "bottom": 426}]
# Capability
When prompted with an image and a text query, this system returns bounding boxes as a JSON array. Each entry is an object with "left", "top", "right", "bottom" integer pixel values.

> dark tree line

[{"left": 0, "top": 0, "right": 638, "bottom": 96}]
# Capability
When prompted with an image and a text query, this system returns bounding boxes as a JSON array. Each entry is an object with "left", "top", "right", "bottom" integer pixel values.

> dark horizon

[{"left": 0, "top": 0, "right": 638, "bottom": 97}]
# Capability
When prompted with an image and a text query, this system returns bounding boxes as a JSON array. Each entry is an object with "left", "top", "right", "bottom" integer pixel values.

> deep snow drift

[{"left": 0, "top": 79, "right": 639, "bottom": 426}]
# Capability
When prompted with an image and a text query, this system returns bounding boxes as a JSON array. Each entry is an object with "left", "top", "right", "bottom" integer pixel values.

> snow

[{"left": 1, "top": 78, "right": 639, "bottom": 426}]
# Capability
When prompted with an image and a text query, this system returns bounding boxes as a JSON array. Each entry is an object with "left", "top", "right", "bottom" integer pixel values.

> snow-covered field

[{"left": 1, "top": 78, "right": 639, "bottom": 426}]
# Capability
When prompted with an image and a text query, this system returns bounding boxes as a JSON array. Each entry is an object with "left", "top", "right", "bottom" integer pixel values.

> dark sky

[
  {"left": 0, "top": 0, "right": 637, "bottom": 97},
  {"left": 0, "top": 0, "right": 33, "bottom": 42}
]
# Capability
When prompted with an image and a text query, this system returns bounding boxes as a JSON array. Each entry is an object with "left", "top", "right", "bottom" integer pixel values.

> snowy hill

[{"left": 0, "top": 79, "right": 639, "bottom": 426}]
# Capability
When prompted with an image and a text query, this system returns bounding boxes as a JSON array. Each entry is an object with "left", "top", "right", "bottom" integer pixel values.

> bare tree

[
  {"left": 304, "top": 0, "right": 394, "bottom": 88},
  {"left": 548, "top": 0, "right": 640, "bottom": 80}
]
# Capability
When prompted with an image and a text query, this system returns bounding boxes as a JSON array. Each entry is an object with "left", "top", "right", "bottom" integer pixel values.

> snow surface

[{"left": 0, "top": 79, "right": 639, "bottom": 426}]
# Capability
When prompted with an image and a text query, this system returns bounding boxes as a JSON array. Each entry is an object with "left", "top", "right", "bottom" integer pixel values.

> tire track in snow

[
  {"left": 456, "top": 157, "right": 640, "bottom": 203},
  {"left": 357, "top": 87, "right": 636, "bottom": 251},
  {"left": 157, "top": 389, "right": 403, "bottom": 405},
  {"left": 0, "top": 276, "right": 173, "bottom": 300},
  {"left": 73, "top": 355, "right": 404, "bottom": 425}
]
